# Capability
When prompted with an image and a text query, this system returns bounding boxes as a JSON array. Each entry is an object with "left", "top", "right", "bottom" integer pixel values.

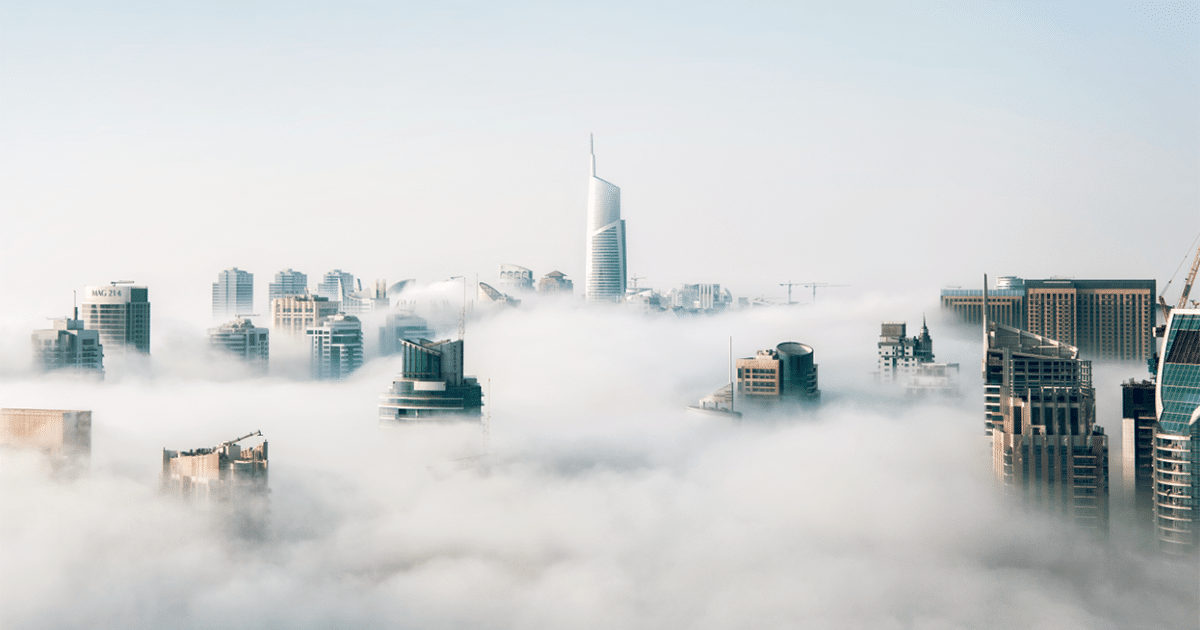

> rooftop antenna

[
  {"left": 483, "top": 378, "right": 491, "bottom": 455},
  {"left": 73, "top": 290, "right": 77, "bottom": 320}
]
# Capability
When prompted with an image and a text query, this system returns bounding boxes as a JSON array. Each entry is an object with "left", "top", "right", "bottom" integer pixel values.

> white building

[
  {"left": 497, "top": 264, "right": 534, "bottom": 293},
  {"left": 212, "top": 268, "right": 254, "bottom": 319},
  {"left": 876, "top": 320, "right": 934, "bottom": 384},
  {"left": 209, "top": 318, "right": 269, "bottom": 374},
  {"left": 82, "top": 284, "right": 151, "bottom": 354},
  {"left": 268, "top": 269, "right": 307, "bottom": 301},
  {"left": 32, "top": 309, "right": 104, "bottom": 376},
  {"left": 585, "top": 136, "right": 626, "bottom": 303},
  {"left": 307, "top": 313, "right": 363, "bottom": 380}
]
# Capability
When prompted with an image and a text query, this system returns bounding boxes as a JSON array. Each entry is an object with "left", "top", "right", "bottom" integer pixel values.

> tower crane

[
  {"left": 1159, "top": 239, "right": 1200, "bottom": 322},
  {"left": 800, "top": 282, "right": 848, "bottom": 303}
]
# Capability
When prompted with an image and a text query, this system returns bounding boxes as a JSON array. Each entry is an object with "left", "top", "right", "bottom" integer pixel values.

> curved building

[
  {"left": 736, "top": 342, "right": 820, "bottom": 405},
  {"left": 379, "top": 339, "right": 483, "bottom": 422},
  {"left": 1152, "top": 308, "right": 1200, "bottom": 556},
  {"left": 585, "top": 135, "right": 626, "bottom": 303}
]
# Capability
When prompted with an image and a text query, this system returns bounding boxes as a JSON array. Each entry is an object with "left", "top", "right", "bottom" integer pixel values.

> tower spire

[{"left": 590, "top": 133, "right": 596, "bottom": 176}]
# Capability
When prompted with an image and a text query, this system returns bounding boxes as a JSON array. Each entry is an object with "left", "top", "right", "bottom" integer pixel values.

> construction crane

[
  {"left": 779, "top": 281, "right": 802, "bottom": 305},
  {"left": 110, "top": 280, "right": 136, "bottom": 285},
  {"left": 220, "top": 431, "right": 262, "bottom": 447},
  {"left": 800, "top": 282, "right": 848, "bottom": 303},
  {"left": 629, "top": 274, "right": 646, "bottom": 291},
  {"left": 1159, "top": 238, "right": 1200, "bottom": 322}
]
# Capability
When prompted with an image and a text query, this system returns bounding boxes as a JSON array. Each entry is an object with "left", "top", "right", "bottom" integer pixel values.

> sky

[{"left": 2, "top": 1, "right": 1199, "bottom": 628}]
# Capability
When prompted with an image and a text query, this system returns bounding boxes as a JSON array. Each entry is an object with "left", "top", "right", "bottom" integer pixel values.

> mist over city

[{"left": 2, "top": 2, "right": 1199, "bottom": 629}]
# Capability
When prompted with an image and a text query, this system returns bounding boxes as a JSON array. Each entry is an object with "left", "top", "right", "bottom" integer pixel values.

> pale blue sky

[{"left": 2, "top": 1, "right": 1197, "bottom": 321}]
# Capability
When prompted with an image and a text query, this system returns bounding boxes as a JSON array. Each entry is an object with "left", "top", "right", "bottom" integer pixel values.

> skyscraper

[
  {"left": 208, "top": 318, "right": 269, "bottom": 374},
  {"left": 1121, "top": 379, "right": 1157, "bottom": 527},
  {"left": 378, "top": 338, "right": 483, "bottom": 422},
  {"left": 585, "top": 135, "right": 626, "bottom": 303},
  {"left": 307, "top": 313, "right": 363, "bottom": 380},
  {"left": 268, "top": 269, "right": 307, "bottom": 301},
  {"left": 81, "top": 284, "right": 151, "bottom": 354},
  {"left": 212, "top": 268, "right": 254, "bottom": 319},
  {"left": 1151, "top": 308, "right": 1200, "bottom": 556},
  {"left": 736, "top": 342, "right": 820, "bottom": 405},
  {"left": 983, "top": 287, "right": 1108, "bottom": 534},
  {"left": 31, "top": 308, "right": 104, "bottom": 377},
  {"left": 271, "top": 294, "right": 339, "bottom": 336},
  {"left": 317, "top": 270, "right": 355, "bottom": 302}
]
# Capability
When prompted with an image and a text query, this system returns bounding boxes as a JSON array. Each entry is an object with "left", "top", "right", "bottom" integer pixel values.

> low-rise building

[{"left": 537, "top": 270, "right": 574, "bottom": 295}]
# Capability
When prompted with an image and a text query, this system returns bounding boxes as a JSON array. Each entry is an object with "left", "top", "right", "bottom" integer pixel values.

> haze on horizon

[{"left": 1, "top": 2, "right": 1199, "bottom": 629}]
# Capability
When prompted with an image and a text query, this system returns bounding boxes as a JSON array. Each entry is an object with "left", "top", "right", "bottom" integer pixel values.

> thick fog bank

[{"left": 2, "top": 298, "right": 1196, "bottom": 629}]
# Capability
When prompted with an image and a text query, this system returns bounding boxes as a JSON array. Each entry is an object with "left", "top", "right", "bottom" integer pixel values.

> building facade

[
  {"left": 208, "top": 318, "right": 269, "bottom": 373},
  {"left": 317, "top": 270, "right": 355, "bottom": 302},
  {"left": 82, "top": 284, "right": 151, "bottom": 354},
  {"left": 379, "top": 310, "right": 435, "bottom": 356},
  {"left": 1151, "top": 308, "right": 1200, "bottom": 556},
  {"left": 162, "top": 432, "right": 268, "bottom": 504},
  {"left": 1122, "top": 379, "right": 1157, "bottom": 527},
  {"left": 585, "top": 137, "right": 626, "bottom": 303},
  {"left": 307, "top": 313, "right": 363, "bottom": 380},
  {"left": 876, "top": 320, "right": 934, "bottom": 384},
  {"left": 736, "top": 342, "right": 819, "bottom": 405},
  {"left": 271, "top": 294, "right": 339, "bottom": 336},
  {"left": 943, "top": 277, "right": 1156, "bottom": 362},
  {"left": 1, "top": 408, "right": 91, "bottom": 472},
  {"left": 379, "top": 338, "right": 483, "bottom": 422},
  {"left": 538, "top": 271, "right": 574, "bottom": 295},
  {"left": 212, "top": 268, "right": 254, "bottom": 319},
  {"left": 667, "top": 284, "right": 733, "bottom": 315},
  {"left": 497, "top": 264, "right": 534, "bottom": 293},
  {"left": 268, "top": 269, "right": 307, "bottom": 301},
  {"left": 31, "top": 309, "right": 103, "bottom": 376},
  {"left": 984, "top": 320, "right": 1108, "bottom": 535}
]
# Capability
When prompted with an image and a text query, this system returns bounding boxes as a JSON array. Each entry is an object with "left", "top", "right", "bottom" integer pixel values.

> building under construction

[{"left": 162, "top": 432, "right": 268, "bottom": 504}]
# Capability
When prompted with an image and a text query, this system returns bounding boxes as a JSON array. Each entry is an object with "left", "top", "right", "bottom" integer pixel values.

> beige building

[
  {"left": 984, "top": 321, "right": 1108, "bottom": 535},
  {"left": 736, "top": 342, "right": 819, "bottom": 404},
  {"left": 0, "top": 408, "right": 91, "bottom": 471},
  {"left": 1024, "top": 279, "right": 1155, "bottom": 362},
  {"left": 162, "top": 431, "right": 268, "bottom": 503},
  {"left": 940, "top": 289, "right": 1025, "bottom": 328},
  {"left": 270, "top": 294, "right": 339, "bottom": 336}
]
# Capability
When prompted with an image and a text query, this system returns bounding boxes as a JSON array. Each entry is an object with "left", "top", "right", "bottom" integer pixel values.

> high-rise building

[
  {"left": 271, "top": 294, "right": 339, "bottom": 337},
  {"left": 307, "top": 313, "right": 363, "bottom": 380},
  {"left": 81, "top": 284, "right": 151, "bottom": 354},
  {"left": 208, "top": 318, "right": 269, "bottom": 374},
  {"left": 585, "top": 136, "right": 626, "bottom": 303},
  {"left": 1, "top": 408, "right": 91, "bottom": 473},
  {"left": 1121, "top": 379, "right": 1157, "bottom": 527},
  {"left": 317, "top": 270, "right": 355, "bottom": 301},
  {"left": 736, "top": 342, "right": 819, "bottom": 405},
  {"left": 1151, "top": 308, "right": 1200, "bottom": 556},
  {"left": 379, "top": 338, "right": 483, "bottom": 422},
  {"left": 212, "top": 268, "right": 254, "bottom": 319},
  {"left": 943, "top": 277, "right": 1156, "bottom": 362},
  {"left": 984, "top": 316, "right": 1108, "bottom": 535},
  {"left": 537, "top": 270, "right": 574, "bottom": 295},
  {"left": 876, "top": 320, "right": 934, "bottom": 384},
  {"left": 31, "top": 309, "right": 103, "bottom": 377},
  {"left": 268, "top": 269, "right": 307, "bottom": 301},
  {"left": 162, "top": 431, "right": 268, "bottom": 504},
  {"left": 379, "top": 310, "right": 435, "bottom": 356},
  {"left": 497, "top": 264, "right": 534, "bottom": 293}
]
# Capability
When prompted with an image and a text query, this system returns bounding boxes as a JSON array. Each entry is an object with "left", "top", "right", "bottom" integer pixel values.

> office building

[
  {"left": 268, "top": 269, "right": 307, "bottom": 301},
  {"left": 271, "top": 294, "right": 339, "bottom": 336},
  {"left": 876, "top": 320, "right": 934, "bottom": 384},
  {"left": 162, "top": 431, "right": 268, "bottom": 504},
  {"left": 904, "top": 362, "right": 961, "bottom": 399},
  {"left": 208, "top": 318, "right": 269, "bottom": 374},
  {"left": 379, "top": 310, "right": 435, "bottom": 356},
  {"left": 538, "top": 270, "right": 574, "bottom": 295},
  {"left": 943, "top": 277, "right": 1156, "bottom": 362},
  {"left": 82, "top": 284, "right": 151, "bottom": 354},
  {"left": 308, "top": 313, "right": 363, "bottom": 380},
  {"left": 1151, "top": 308, "right": 1200, "bottom": 556},
  {"left": 667, "top": 284, "right": 733, "bottom": 315},
  {"left": 497, "top": 264, "right": 534, "bottom": 293},
  {"left": 379, "top": 338, "right": 483, "bottom": 422},
  {"left": 317, "top": 270, "right": 355, "bottom": 301},
  {"left": 984, "top": 315, "right": 1108, "bottom": 535},
  {"left": 585, "top": 136, "right": 626, "bottom": 303},
  {"left": 1, "top": 408, "right": 91, "bottom": 472},
  {"left": 31, "top": 309, "right": 103, "bottom": 377},
  {"left": 736, "top": 342, "right": 820, "bottom": 405},
  {"left": 1121, "top": 379, "right": 1157, "bottom": 527},
  {"left": 212, "top": 268, "right": 254, "bottom": 319}
]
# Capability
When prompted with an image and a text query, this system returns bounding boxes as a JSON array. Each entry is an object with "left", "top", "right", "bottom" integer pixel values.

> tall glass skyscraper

[
  {"left": 585, "top": 135, "right": 626, "bottom": 303},
  {"left": 1153, "top": 308, "right": 1200, "bottom": 556},
  {"left": 212, "top": 268, "right": 254, "bottom": 319}
]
